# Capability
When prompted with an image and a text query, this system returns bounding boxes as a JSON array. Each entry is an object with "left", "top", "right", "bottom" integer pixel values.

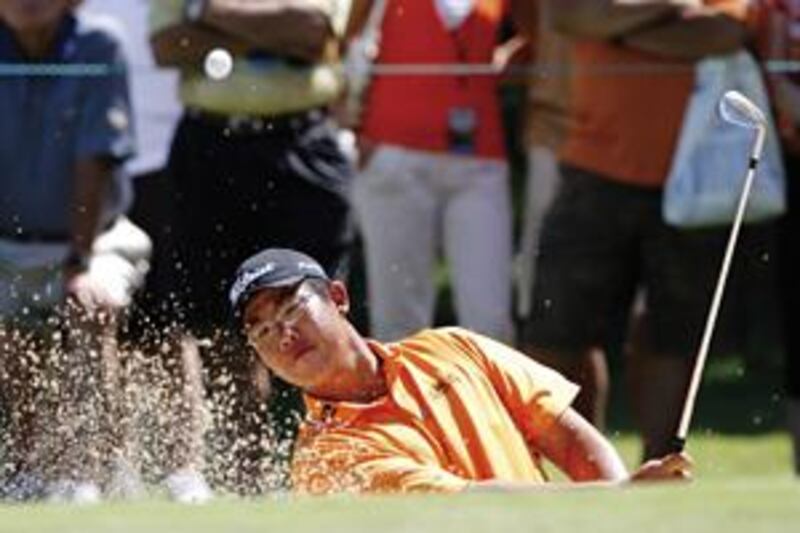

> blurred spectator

[
  {"left": 351, "top": 0, "right": 518, "bottom": 344},
  {"left": 0, "top": 0, "right": 148, "bottom": 502},
  {"left": 522, "top": 0, "right": 754, "bottom": 459},
  {"left": 79, "top": 0, "right": 211, "bottom": 503},
  {"left": 512, "top": 0, "right": 572, "bottom": 321},
  {"left": 148, "top": 0, "right": 354, "bottom": 493},
  {"left": 752, "top": 0, "right": 800, "bottom": 474}
]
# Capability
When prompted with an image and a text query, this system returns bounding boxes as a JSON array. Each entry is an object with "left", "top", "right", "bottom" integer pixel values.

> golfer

[{"left": 229, "top": 248, "right": 693, "bottom": 494}]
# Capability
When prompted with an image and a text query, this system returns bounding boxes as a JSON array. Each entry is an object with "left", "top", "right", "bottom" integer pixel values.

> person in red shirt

[{"left": 350, "top": 0, "right": 515, "bottom": 345}]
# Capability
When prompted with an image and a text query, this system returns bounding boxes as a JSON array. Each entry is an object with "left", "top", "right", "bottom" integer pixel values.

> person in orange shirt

[
  {"left": 520, "top": 0, "right": 758, "bottom": 460},
  {"left": 228, "top": 248, "right": 691, "bottom": 494}
]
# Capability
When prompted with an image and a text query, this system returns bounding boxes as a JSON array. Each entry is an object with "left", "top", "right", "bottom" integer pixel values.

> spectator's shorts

[
  {"left": 521, "top": 164, "right": 731, "bottom": 358},
  {"left": 0, "top": 217, "right": 151, "bottom": 326}
]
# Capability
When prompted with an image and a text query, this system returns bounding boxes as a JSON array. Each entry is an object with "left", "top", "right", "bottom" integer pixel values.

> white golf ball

[{"left": 204, "top": 47, "right": 233, "bottom": 80}]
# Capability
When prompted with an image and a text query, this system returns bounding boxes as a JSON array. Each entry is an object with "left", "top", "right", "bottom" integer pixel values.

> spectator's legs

[
  {"left": 641, "top": 216, "right": 733, "bottom": 460},
  {"left": 521, "top": 165, "right": 639, "bottom": 433},
  {"left": 353, "top": 146, "right": 439, "bottom": 341},
  {"left": 516, "top": 146, "right": 561, "bottom": 319},
  {"left": 0, "top": 223, "right": 155, "bottom": 500},
  {"left": 0, "top": 267, "right": 117, "bottom": 500},
  {"left": 32, "top": 305, "right": 117, "bottom": 500},
  {"left": 517, "top": 153, "right": 608, "bottom": 426},
  {"left": 780, "top": 153, "right": 800, "bottom": 474},
  {"left": 0, "top": 324, "right": 41, "bottom": 491},
  {"left": 149, "top": 332, "right": 212, "bottom": 503},
  {"left": 626, "top": 330, "right": 691, "bottom": 460},
  {"left": 171, "top": 336, "right": 206, "bottom": 473},
  {"left": 789, "top": 399, "right": 800, "bottom": 475},
  {"left": 122, "top": 169, "right": 210, "bottom": 497},
  {"left": 129, "top": 332, "right": 207, "bottom": 479},
  {"left": 1, "top": 270, "right": 121, "bottom": 501},
  {"left": 442, "top": 156, "right": 513, "bottom": 343}
]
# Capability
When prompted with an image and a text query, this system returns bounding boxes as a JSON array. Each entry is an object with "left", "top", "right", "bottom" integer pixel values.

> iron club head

[{"left": 719, "top": 90, "right": 766, "bottom": 130}]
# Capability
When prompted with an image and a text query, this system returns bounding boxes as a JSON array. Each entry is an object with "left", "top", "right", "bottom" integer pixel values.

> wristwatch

[{"left": 184, "top": 0, "right": 207, "bottom": 22}]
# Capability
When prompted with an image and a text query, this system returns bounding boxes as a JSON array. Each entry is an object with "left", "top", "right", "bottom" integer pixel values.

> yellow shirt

[
  {"left": 149, "top": 0, "right": 350, "bottom": 115},
  {"left": 291, "top": 327, "right": 579, "bottom": 494}
]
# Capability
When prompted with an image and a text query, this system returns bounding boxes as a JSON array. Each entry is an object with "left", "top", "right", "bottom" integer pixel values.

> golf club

[{"left": 671, "top": 90, "right": 768, "bottom": 453}]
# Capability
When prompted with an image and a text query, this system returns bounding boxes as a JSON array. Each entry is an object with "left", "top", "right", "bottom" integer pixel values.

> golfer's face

[{"left": 243, "top": 282, "right": 342, "bottom": 390}]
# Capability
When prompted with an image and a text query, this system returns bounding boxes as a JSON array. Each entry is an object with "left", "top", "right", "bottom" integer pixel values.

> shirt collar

[{"left": 303, "top": 339, "right": 399, "bottom": 426}]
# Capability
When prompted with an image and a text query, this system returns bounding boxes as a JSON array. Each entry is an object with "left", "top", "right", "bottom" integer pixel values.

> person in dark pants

[
  {"left": 521, "top": 0, "right": 751, "bottom": 460},
  {"left": 752, "top": 0, "right": 800, "bottom": 475},
  {"left": 780, "top": 153, "right": 800, "bottom": 474},
  {"left": 80, "top": 0, "right": 212, "bottom": 503},
  {"left": 149, "top": 0, "right": 353, "bottom": 493}
]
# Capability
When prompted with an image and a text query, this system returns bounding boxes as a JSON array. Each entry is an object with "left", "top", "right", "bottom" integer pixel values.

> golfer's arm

[
  {"left": 465, "top": 408, "right": 629, "bottom": 493},
  {"left": 536, "top": 408, "right": 630, "bottom": 481}
]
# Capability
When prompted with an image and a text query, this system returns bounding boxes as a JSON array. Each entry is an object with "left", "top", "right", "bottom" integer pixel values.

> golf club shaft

[{"left": 671, "top": 127, "right": 766, "bottom": 453}]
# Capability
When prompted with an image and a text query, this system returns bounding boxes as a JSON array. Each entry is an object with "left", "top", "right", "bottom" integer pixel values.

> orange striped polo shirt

[{"left": 291, "top": 327, "right": 579, "bottom": 494}]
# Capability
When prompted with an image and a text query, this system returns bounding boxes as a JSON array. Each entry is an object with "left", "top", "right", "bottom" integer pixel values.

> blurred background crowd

[{"left": 0, "top": 0, "right": 798, "bottom": 502}]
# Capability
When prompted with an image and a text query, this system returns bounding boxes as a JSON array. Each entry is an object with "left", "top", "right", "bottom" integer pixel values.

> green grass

[
  {"left": 0, "top": 434, "right": 795, "bottom": 533},
  {"left": 1, "top": 482, "right": 798, "bottom": 533},
  {"left": 1, "top": 355, "right": 797, "bottom": 532}
]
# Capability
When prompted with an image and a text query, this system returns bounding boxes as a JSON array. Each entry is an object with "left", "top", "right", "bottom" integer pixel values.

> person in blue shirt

[
  {"left": 0, "top": 0, "right": 150, "bottom": 503},
  {"left": 78, "top": 0, "right": 212, "bottom": 504}
]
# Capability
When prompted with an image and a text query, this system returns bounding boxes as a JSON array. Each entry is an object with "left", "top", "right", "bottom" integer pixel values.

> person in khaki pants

[{"left": 350, "top": 0, "right": 519, "bottom": 345}]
